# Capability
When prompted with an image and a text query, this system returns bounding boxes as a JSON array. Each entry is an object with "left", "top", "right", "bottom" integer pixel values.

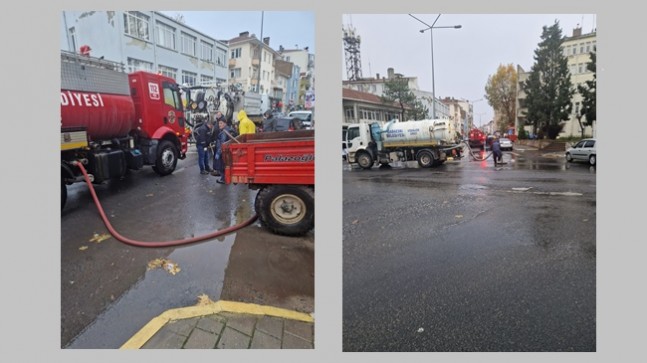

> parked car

[
  {"left": 288, "top": 110, "right": 313, "bottom": 129},
  {"left": 275, "top": 116, "right": 302, "bottom": 131},
  {"left": 565, "top": 138, "right": 596, "bottom": 166},
  {"left": 499, "top": 137, "right": 513, "bottom": 151}
]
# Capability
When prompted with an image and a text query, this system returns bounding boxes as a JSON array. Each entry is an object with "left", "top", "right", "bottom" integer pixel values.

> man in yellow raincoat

[{"left": 237, "top": 109, "right": 256, "bottom": 135}]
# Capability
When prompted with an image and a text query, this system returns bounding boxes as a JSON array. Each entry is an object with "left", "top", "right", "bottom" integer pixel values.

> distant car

[
  {"left": 499, "top": 137, "right": 513, "bottom": 151},
  {"left": 288, "top": 110, "right": 313, "bottom": 129},
  {"left": 565, "top": 138, "right": 596, "bottom": 166}
]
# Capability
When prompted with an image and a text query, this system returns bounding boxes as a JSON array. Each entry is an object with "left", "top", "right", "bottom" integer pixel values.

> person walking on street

[
  {"left": 237, "top": 109, "right": 256, "bottom": 135},
  {"left": 194, "top": 121, "right": 214, "bottom": 175},
  {"left": 262, "top": 109, "right": 276, "bottom": 132},
  {"left": 214, "top": 119, "right": 236, "bottom": 184}
]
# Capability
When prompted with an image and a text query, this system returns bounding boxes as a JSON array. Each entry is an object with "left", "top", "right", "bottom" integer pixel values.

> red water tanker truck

[{"left": 60, "top": 50, "right": 189, "bottom": 209}]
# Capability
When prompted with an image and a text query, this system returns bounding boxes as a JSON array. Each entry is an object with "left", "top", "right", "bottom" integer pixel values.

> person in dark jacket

[
  {"left": 214, "top": 119, "right": 236, "bottom": 183},
  {"left": 194, "top": 121, "right": 214, "bottom": 174},
  {"left": 491, "top": 136, "right": 502, "bottom": 166},
  {"left": 262, "top": 109, "right": 276, "bottom": 132}
]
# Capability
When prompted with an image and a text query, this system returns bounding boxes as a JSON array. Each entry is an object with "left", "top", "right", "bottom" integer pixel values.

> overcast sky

[
  {"left": 160, "top": 11, "right": 315, "bottom": 52},
  {"left": 342, "top": 13, "right": 597, "bottom": 125}
]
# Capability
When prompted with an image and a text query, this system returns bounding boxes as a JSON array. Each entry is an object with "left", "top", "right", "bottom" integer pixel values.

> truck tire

[
  {"left": 357, "top": 152, "right": 373, "bottom": 170},
  {"left": 255, "top": 185, "right": 314, "bottom": 236},
  {"left": 416, "top": 150, "right": 434, "bottom": 168},
  {"left": 153, "top": 140, "right": 178, "bottom": 176}
]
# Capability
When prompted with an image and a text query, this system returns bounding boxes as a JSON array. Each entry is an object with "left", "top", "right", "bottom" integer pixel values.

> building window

[
  {"left": 230, "top": 68, "right": 241, "bottom": 79},
  {"left": 580, "top": 43, "right": 585, "bottom": 53},
  {"left": 585, "top": 41, "right": 591, "bottom": 53},
  {"left": 345, "top": 108, "right": 355, "bottom": 120},
  {"left": 215, "top": 48, "right": 226, "bottom": 66},
  {"left": 123, "top": 11, "right": 150, "bottom": 41},
  {"left": 572, "top": 46, "right": 577, "bottom": 55},
  {"left": 156, "top": 22, "right": 175, "bottom": 50},
  {"left": 570, "top": 64, "right": 577, "bottom": 74},
  {"left": 578, "top": 63, "right": 583, "bottom": 74},
  {"left": 182, "top": 71, "right": 197, "bottom": 86},
  {"left": 200, "top": 75, "right": 213, "bottom": 85},
  {"left": 574, "top": 102, "right": 580, "bottom": 116},
  {"left": 158, "top": 65, "right": 177, "bottom": 80},
  {"left": 127, "top": 58, "right": 153, "bottom": 73},
  {"left": 200, "top": 41, "right": 214, "bottom": 62},
  {"left": 231, "top": 48, "right": 242, "bottom": 59},
  {"left": 180, "top": 32, "right": 196, "bottom": 57}
]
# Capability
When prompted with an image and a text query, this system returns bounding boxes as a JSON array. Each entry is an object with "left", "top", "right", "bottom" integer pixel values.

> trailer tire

[
  {"left": 255, "top": 185, "right": 314, "bottom": 236},
  {"left": 416, "top": 150, "right": 434, "bottom": 168},
  {"left": 357, "top": 152, "right": 373, "bottom": 170},
  {"left": 153, "top": 140, "right": 178, "bottom": 176}
]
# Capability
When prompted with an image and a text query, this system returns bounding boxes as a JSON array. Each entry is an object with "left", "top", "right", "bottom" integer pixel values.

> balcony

[
  {"left": 252, "top": 58, "right": 260, "bottom": 66},
  {"left": 228, "top": 58, "right": 236, "bottom": 68}
]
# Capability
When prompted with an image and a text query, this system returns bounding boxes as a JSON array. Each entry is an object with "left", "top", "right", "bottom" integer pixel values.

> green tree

[
  {"left": 409, "top": 99, "right": 430, "bottom": 120},
  {"left": 485, "top": 64, "right": 518, "bottom": 133},
  {"left": 522, "top": 21, "right": 574, "bottom": 139},
  {"left": 577, "top": 47, "right": 596, "bottom": 138},
  {"left": 381, "top": 77, "right": 417, "bottom": 121}
]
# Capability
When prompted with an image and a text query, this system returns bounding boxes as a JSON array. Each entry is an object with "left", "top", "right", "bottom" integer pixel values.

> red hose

[{"left": 74, "top": 161, "right": 258, "bottom": 248}]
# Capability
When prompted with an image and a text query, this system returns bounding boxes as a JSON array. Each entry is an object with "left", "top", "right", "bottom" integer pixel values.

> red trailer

[{"left": 222, "top": 130, "right": 315, "bottom": 236}]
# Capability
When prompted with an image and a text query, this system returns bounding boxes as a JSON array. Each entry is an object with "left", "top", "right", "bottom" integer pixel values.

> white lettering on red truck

[
  {"left": 263, "top": 154, "right": 315, "bottom": 162},
  {"left": 60, "top": 91, "right": 105, "bottom": 107}
]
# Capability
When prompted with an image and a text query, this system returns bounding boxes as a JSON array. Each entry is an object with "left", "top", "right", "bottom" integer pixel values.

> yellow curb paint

[{"left": 120, "top": 300, "right": 314, "bottom": 349}]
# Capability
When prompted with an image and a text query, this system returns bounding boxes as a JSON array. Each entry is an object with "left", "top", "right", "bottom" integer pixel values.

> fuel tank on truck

[
  {"left": 61, "top": 51, "right": 136, "bottom": 141},
  {"left": 382, "top": 119, "right": 455, "bottom": 147}
]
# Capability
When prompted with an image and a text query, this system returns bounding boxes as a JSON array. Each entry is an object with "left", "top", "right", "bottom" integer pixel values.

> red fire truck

[{"left": 61, "top": 50, "right": 189, "bottom": 209}]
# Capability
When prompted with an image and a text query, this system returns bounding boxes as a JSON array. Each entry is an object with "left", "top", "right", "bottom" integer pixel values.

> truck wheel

[
  {"left": 61, "top": 180, "right": 67, "bottom": 210},
  {"left": 154, "top": 140, "right": 178, "bottom": 176},
  {"left": 416, "top": 150, "right": 434, "bottom": 168},
  {"left": 357, "top": 152, "right": 373, "bottom": 169},
  {"left": 255, "top": 185, "right": 314, "bottom": 236}
]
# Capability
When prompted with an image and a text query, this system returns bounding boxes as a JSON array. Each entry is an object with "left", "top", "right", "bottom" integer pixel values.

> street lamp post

[{"left": 409, "top": 14, "right": 461, "bottom": 119}]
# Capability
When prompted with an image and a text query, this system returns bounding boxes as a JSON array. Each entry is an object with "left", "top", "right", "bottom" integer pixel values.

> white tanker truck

[{"left": 345, "top": 119, "right": 461, "bottom": 169}]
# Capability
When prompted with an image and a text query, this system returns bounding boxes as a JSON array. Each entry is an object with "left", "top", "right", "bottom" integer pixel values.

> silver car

[
  {"left": 565, "top": 138, "right": 596, "bottom": 166},
  {"left": 499, "top": 137, "right": 513, "bottom": 151}
]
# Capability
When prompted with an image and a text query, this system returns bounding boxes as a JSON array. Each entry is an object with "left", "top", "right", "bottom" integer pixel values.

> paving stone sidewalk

[{"left": 120, "top": 301, "right": 314, "bottom": 349}]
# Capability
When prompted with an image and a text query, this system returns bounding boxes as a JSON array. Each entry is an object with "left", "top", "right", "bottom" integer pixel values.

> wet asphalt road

[
  {"left": 61, "top": 149, "right": 314, "bottom": 348},
  {"left": 342, "top": 146, "right": 596, "bottom": 351}
]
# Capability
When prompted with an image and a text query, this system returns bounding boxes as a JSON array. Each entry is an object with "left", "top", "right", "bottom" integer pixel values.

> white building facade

[{"left": 61, "top": 11, "right": 228, "bottom": 86}]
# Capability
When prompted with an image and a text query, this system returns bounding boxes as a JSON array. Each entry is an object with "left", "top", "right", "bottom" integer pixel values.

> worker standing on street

[
  {"left": 262, "top": 109, "right": 276, "bottom": 132},
  {"left": 194, "top": 121, "right": 214, "bottom": 175},
  {"left": 492, "top": 135, "right": 502, "bottom": 166},
  {"left": 214, "top": 119, "right": 236, "bottom": 184},
  {"left": 237, "top": 109, "right": 256, "bottom": 135}
]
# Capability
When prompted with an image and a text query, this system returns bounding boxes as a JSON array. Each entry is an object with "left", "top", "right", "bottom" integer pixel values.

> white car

[
  {"left": 499, "top": 137, "right": 513, "bottom": 151},
  {"left": 565, "top": 138, "right": 596, "bottom": 166},
  {"left": 288, "top": 110, "right": 313, "bottom": 129}
]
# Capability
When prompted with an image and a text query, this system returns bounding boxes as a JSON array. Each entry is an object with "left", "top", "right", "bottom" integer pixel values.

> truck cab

[
  {"left": 129, "top": 71, "right": 189, "bottom": 165},
  {"left": 345, "top": 121, "right": 388, "bottom": 169}
]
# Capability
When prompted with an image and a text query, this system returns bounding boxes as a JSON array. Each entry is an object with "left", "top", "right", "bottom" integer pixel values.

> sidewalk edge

[{"left": 120, "top": 300, "right": 314, "bottom": 349}]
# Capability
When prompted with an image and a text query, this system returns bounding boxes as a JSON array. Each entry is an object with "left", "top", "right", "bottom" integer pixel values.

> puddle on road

[{"left": 67, "top": 235, "right": 236, "bottom": 349}]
